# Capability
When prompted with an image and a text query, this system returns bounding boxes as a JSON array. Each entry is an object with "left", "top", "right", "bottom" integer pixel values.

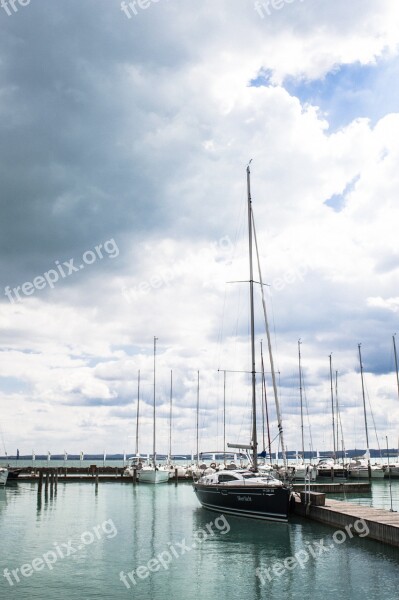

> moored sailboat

[
  {"left": 347, "top": 456, "right": 385, "bottom": 479},
  {"left": 137, "top": 337, "right": 170, "bottom": 484},
  {"left": 193, "top": 163, "right": 291, "bottom": 522},
  {"left": 0, "top": 467, "right": 8, "bottom": 486}
]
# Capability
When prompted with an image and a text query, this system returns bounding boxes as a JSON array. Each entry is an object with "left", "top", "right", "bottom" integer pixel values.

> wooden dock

[
  {"left": 9, "top": 466, "right": 188, "bottom": 484},
  {"left": 294, "top": 494, "right": 399, "bottom": 548},
  {"left": 10, "top": 469, "right": 372, "bottom": 491},
  {"left": 292, "top": 482, "right": 371, "bottom": 493}
]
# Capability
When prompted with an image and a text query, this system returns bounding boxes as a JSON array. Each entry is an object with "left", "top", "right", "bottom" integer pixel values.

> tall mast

[
  {"left": 247, "top": 163, "right": 258, "bottom": 471},
  {"left": 252, "top": 198, "right": 287, "bottom": 469},
  {"left": 153, "top": 336, "right": 158, "bottom": 466},
  {"left": 329, "top": 354, "right": 336, "bottom": 460},
  {"left": 169, "top": 370, "right": 173, "bottom": 463},
  {"left": 135, "top": 369, "right": 140, "bottom": 456},
  {"left": 393, "top": 335, "right": 399, "bottom": 402},
  {"left": 335, "top": 370, "right": 339, "bottom": 461},
  {"left": 196, "top": 370, "right": 200, "bottom": 466},
  {"left": 358, "top": 343, "right": 371, "bottom": 478},
  {"left": 298, "top": 340, "right": 305, "bottom": 460},
  {"left": 223, "top": 370, "right": 226, "bottom": 465}
]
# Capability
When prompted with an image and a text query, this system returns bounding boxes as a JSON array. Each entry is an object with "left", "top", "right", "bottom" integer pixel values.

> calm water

[
  {"left": 1, "top": 480, "right": 399, "bottom": 600},
  {"left": 329, "top": 479, "right": 399, "bottom": 511}
]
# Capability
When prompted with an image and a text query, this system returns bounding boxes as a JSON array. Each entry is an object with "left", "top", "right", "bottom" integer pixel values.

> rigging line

[
  {"left": 216, "top": 284, "right": 228, "bottom": 369},
  {"left": 231, "top": 177, "right": 248, "bottom": 263},
  {"left": 364, "top": 377, "right": 382, "bottom": 457},
  {"left": 335, "top": 371, "right": 346, "bottom": 460},
  {"left": 337, "top": 384, "right": 345, "bottom": 460},
  {"left": 251, "top": 207, "right": 287, "bottom": 469},
  {"left": 260, "top": 341, "right": 265, "bottom": 452},
  {"left": 269, "top": 292, "right": 281, "bottom": 375},
  {"left": 261, "top": 341, "right": 272, "bottom": 460},
  {"left": 301, "top": 359, "right": 314, "bottom": 455}
]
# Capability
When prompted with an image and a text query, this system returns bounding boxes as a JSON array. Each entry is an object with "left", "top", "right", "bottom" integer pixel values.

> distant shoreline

[{"left": 1, "top": 449, "right": 397, "bottom": 461}]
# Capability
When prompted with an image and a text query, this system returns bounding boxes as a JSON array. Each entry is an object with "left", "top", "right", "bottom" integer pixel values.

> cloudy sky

[{"left": 1, "top": 0, "right": 399, "bottom": 457}]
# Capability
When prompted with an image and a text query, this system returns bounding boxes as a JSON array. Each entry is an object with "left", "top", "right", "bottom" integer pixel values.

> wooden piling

[
  {"left": 133, "top": 467, "right": 137, "bottom": 484},
  {"left": 38, "top": 470, "right": 43, "bottom": 494},
  {"left": 175, "top": 468, "right": 178, "bottom": 484},
  {"left": 45, "top": 472, "right": 49, "bottom": 493}
]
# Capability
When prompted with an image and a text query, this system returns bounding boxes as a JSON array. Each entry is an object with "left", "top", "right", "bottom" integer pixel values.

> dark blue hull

[{"left": 193, "top": 483, "right": 291, "bottom": 522}]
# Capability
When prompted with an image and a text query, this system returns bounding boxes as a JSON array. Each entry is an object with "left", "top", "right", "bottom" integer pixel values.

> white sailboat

[
  {"left": 346, "top": 345, "right": 384, "bottom": 479},
  {"left": 0, "top": 467, "right": 8, "bottom": 486},
  {"left": 386, "top": 335, "right": 399, "bottom": 477},
  {"left": 290, "top": 340, "right": 316, "bottom": 481},
  {"left": 347, "top": 454, "right": 385, "bottom": 479},
  {"left": 139, "top": 337, "right": 170, "bottom": 484},
  {"left": 317, "top": 356, "right": 348, "bottom": 478}
]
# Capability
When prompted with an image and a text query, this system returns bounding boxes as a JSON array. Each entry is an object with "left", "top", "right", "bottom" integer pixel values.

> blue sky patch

[
  {"left": 246, "top": 57, "right": 399, "bottom": 130},
  {"left": 0, "top": 376, "right": 30, "bottom": 394},
  {"left": 325, "top": 174, "right": 360, "bottom": 212},
  {"left": 249, "top": 68, "right": 274, "bottom": 88},
  {"left": 281, "top": 57, "right": 399, "bottom": 130}
]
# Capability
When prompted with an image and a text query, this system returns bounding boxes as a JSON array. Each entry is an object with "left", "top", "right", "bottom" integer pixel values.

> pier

[
  {"left": 9, "top": 469, "right": 372, "bottom": 491},
  {"left": 8, "top": 466, "right": 189, "bottom": 483},
  {"left": 292, "top": 482, "right": 371, "bottom": 493},
  {"left": 294, "top": 493, "right": 399, "bottom": 548}
]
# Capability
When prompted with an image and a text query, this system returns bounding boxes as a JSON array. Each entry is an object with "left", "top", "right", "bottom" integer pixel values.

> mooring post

[
  {"left": 133, "top": 467, "right": 137, "bottom": 485},
  {"left": 45, "top": 472, "right": 50, "bottom": 493},
  {"left": 175, "top": 467, "right": 178, "bottom": 485},
  {"left": 38, "top": 470, "right": 43, "bottom": 494}
]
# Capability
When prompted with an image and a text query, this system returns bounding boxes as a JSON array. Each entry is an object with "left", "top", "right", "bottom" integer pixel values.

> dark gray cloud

[{"left": 0, "top": 0, "right": 203, "bottom": 290}]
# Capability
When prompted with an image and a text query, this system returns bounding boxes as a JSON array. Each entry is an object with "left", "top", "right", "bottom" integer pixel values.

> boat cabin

[{"left": 200, "top": 470, "right": 283, "bottom": 487}]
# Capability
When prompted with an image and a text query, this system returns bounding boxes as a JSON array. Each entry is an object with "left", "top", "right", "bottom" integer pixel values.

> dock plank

[{"left": 295, "top": 496, "right": 399, "bottom": 547}]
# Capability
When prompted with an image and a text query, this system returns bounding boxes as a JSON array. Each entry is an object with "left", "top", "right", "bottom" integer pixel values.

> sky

[{"left": 0, "top": 0, "right": 399, "bottom": 457}]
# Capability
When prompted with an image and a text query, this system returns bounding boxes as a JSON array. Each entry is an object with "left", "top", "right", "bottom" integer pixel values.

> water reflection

[
  {"left": 192, "top": 508, "right": 293, "bottom": 600},
  {"left": 0, "top": 487, "right": 7, "bottom": 517}
]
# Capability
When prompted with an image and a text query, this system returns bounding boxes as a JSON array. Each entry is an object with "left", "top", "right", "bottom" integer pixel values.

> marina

[
  {"left": 5, "top": 466, "right": 375, "bottom": 492},
  {"left": 2, "top": 4, "right": 399, "bottom": 599},
  {"left": 3, "top": 464, "right": 399, "bottom": 552},
  {"left": 1, "top": 479, "right": 399, "bottom": 600}
]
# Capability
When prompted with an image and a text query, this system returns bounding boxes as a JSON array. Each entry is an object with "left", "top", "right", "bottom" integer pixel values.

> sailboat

[
  {"left": 138, "top": 337, "right": 170, "bottom": 484},
  {"left": 0, "top": 467, "right": 8, "bottom": 486},
  {"left": 283, "top": 341, "right": 317, "bottom": 481},
  {"left": 317, "top": 355, "right": 348, "bottom": 479},
  {"left": 193, "top": 163, "right": 292, "bottom": 522},
  {"left": 347, "top": 345, "right": 384, "bottom": 479},
  {"left": 386, "top": 337, "right": 399, "bottom": 477}
]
